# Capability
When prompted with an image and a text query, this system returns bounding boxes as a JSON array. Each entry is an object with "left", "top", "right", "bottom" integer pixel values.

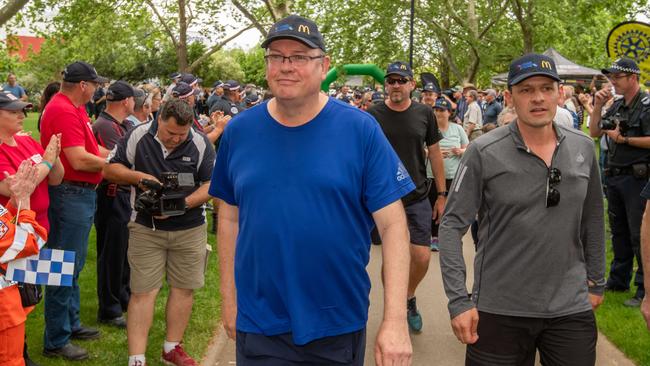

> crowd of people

[{"left": 1, "top": 12, "right": 650, "bottom": 366}]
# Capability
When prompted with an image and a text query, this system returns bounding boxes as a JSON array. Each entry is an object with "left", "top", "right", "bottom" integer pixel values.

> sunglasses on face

[
  {"left": 385, "top": 78, "right": 411, "bottom": 86},
  {"left": 546, "top": 167, "right": 562, "bottom": 208}
]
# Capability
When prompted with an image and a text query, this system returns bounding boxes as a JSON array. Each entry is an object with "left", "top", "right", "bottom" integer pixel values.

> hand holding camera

[{"left": 134, "top": 172, "right": 195, "bottom": 217}]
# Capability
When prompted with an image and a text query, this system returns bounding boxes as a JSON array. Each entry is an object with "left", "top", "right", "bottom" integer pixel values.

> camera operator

[
  {"left": 589, "top": 57, "right": 650, "bottom": 307},
  {"left": 103, "top": 98, "right": 215, "bottom": 366}
]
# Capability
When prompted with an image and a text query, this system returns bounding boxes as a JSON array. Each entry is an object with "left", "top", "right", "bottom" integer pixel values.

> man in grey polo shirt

[{"left": 439, "top": 53, "right": 605, "bottom": 366}]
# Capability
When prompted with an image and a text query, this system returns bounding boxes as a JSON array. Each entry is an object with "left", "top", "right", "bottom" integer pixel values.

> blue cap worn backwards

[
  {"left": 434, "top": 98, "right": 452, "bottom": 111},
  {"left": 261, "top": 15, "right": 326, "bottom": 52},
  {"left": 507, "top": 53, "right": 561, "bottom": 86}
]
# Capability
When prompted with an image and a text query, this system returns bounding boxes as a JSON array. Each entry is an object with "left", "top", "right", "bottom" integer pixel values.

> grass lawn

[
  {"left": 20, "top": 114, "right": 221, "bottom": 365},
  {"left": 596, "top": 217, "right": 650, "bottom": 366}
]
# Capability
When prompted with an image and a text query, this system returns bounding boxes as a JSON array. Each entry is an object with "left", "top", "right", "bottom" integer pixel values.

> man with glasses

[
  {"left": 367, "top": 62, "right": 447, "bottom": 334},
  {"left": 440, "top": 54, "right": 605, "bottom": 366},
  {"left": 589, "top": 58, "right": 650, "bottom": 307},
  {"left": 210, "top": 15, "right": 413, "bottom": 365},
  {"left": 40, "top": 61, "right": 109, "bottom": 360}
]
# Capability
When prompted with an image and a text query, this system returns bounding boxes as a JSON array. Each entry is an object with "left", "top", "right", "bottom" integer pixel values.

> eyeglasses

[
  {"left": 607, "top": 73, "right": 631, "bottom": 81},
  {"left": 264, "top": 54, "right": 324, "bottom": 66},
  {"left": 546, "top": 167, "right": 562, "bottom": 208},
  {"left": 385, "top": 78, "right": 411, "bottom": 86}
]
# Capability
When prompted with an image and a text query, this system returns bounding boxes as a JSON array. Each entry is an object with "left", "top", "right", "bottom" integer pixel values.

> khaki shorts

[{"left": 128, "top": 222, "right": 208, "bottom": 293}]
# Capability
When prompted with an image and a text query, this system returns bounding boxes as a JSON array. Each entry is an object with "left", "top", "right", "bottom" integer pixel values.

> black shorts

[
  {"left": 404, "top": 197, "right": 433, "bottom": 246},
  {"left": 236, "top": 328, "right": 366, "bottom": 365},
  {"left": 466, "top": 311, "right": 597, "bottom": 366}
]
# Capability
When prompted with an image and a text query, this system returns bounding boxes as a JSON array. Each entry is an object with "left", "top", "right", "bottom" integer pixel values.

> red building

[{"left": 6, "top": 35, "right": 45, "bottom": 61}]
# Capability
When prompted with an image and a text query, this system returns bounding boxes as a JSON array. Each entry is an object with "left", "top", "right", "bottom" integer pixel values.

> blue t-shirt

[
  {"left": 209, "top": 98, "right": 415, "bottom": 345},
  {"left": 2, "top": 84, "right": 26, "bottom": 99}
]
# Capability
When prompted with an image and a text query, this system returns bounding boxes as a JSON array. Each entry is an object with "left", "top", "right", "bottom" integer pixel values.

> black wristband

[{"left": 437, "top": 191, "right": 448, "bottom": 197}]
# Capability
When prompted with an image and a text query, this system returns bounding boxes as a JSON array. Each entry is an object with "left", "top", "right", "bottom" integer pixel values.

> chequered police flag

[{"left": 5, "top": 249, "right": 75, "bottom": 286}]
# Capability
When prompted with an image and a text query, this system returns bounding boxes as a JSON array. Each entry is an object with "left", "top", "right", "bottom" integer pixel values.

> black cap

[
  {"left": 385, "top": 61, "right": 413, "bottom": 78},
  {"left": 212, "top": 80, "right": 223, "bottom": 88},
  {"left": 371, "top": 91, "right": 385, "bottom": 103},
  {"left": 245, "top": 94, "right": 260, "bottom": 105},
  {"left": 601, "top": 57, "right": 641, "bottom": 75},
  {"left": 180, "top": 73, "right": 198, "bottom": 86},
  {"left": 434, "top": 98, "right": 452, "bottom": 111},
  {"left": 106, "top": 80, "right": 136, "bottom": 101},
  {"left": 169, "top": 72, "right": 182, "bottom": 80},
  {"left": 423, "top": 83, "right": 439, "bottom": 93},
  {"left": 0, "top": 92, "right": 32, "bottom": 111},
  {"left": 62, "top": 61, "right": 108, "bottom": 83},
  {"left": 261, "top": 15, "right": 326, "bottom": 51},
  {"left": 223, "top": 80, "right": 241, "bottom": 91},
  {"left": 507, "top": 53, "right": 561, "bottom": 86},
  {"left": 172, "top": 82, "right": 197, "bottom": 99}
]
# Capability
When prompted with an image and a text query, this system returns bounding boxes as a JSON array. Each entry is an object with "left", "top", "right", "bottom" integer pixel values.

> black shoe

[
  {"left": 71, "top": 326, "right": 101, "bottom": 340},
  {"left": 43, "top": 343, "right": 89, "bottom": 360},
  {"left": 604, "top": 284, "right": 628, "bottom": 293},
  {"left": 624, "top": 296, "right": 643, "bottom": 307},
  {"left": 98, "top": 315, "right": 126, "bottom": 328}
]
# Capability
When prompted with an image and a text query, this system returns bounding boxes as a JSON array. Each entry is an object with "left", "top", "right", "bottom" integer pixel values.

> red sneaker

[{"left": 161, "top": 344, "right": 198, "bottom": 366}]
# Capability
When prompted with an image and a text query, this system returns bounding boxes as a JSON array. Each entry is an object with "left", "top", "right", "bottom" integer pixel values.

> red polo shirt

[{"left": 40, "top": 92, "right": 102, "bottom": 184}]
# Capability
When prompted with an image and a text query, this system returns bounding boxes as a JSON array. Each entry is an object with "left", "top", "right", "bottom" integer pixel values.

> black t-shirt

[
  {"left": 368, "top": 101, "right": 442, "bottom": 204},
  {"left": 604, "top": 91, "right": 650, "bottom": 167}
]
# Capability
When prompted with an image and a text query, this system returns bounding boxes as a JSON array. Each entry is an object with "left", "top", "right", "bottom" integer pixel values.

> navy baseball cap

[
  {"left": 169, "top": 72, "right": 182, "bottom": 80},
  {"left": 106, "top": 80, "right": 137, "bottom": 101},
  {"left": 261, "top": 15, "right": 326, "bottom": 51},
  {"left": 423, "top": 83, "right": 439, "bottom": 93},
  {"left": 62, "top": 61, "right": 108, "bottom": 83},
  {"left": 434, "top": 98, "right": 452, "bottom": 111},
  {"left": 223, "top": 80, "right": 241, "bottom": 91},
  {"left": 245, "top": 94, "right": 260, "bottom": 105},
  {"left": 0, "top": 92, "right": 32, "bottom": 111},
  {"left": 601, "top": 57, "right": 641, "bottom": 75},
  {"left": 180, "top": 73, "right": 198, "bottom": 86},
  {"left": 212, "top": 80, "right": 223, "bottom": 88},
  {"left": 385, "top": 61, "right": 413, "bottom": 78},
  {"left": 172, "top": 82, "right": 198, "bottom": 99},
  {"left": 371, "top": 91, "right": 385, "bottom": 103},
  {"left": 508, "top": 53, "right": 561, "bottom": 86}
]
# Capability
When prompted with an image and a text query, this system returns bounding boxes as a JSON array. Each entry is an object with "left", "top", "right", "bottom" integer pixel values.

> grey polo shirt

[{"left": 439, "top": 121, "right": 605, "bottom": 319}]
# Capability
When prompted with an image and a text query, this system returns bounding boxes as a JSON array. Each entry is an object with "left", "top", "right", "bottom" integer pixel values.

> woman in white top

[{"left": 427, "top": 98, "right": 469, "bottom": 250}]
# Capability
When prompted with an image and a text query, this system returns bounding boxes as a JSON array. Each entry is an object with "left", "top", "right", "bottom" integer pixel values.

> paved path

[{"left": 205, "top": 234, "right": 636, "bottom": 366}]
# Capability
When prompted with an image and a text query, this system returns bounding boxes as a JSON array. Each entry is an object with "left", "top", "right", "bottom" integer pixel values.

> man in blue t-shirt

[
  {"left": 2, "top": 73, "right": 28, "bottom": 102},
  {"left": 209, "top": 15, "right": 414, "bottom": 366}
]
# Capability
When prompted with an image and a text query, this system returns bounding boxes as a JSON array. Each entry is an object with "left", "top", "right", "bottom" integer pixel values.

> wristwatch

[{"left": 437, "top": 191, "right": 449, "bottom": 197}]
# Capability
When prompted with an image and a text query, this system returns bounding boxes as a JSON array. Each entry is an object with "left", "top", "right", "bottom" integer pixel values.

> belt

[{"left": 62, "top": 180, "right": 98, "bottom": 190}]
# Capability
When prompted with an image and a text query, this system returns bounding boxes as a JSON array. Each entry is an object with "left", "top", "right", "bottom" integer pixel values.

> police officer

[
  {"left": 92, "top": 81, "right": 142, "bottom": 328},
  {"left": 209, "top": 80, "right": 242, "bottom": 117},
  {"left": 589, "top": 57, "right": 650, "bottom": 307}
]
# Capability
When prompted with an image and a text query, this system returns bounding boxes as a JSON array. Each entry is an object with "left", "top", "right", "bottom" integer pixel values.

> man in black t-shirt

[{"left": 367, "top": 61, "right": 446, "bottom": 334}]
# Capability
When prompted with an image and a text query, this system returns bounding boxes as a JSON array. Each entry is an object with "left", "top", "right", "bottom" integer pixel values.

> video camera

[
  {"left": 134, "top": 172, "right": 195, "bottom": 217},
  {"left": 599, "top": 112, "right": 628, "bottom": 134}
]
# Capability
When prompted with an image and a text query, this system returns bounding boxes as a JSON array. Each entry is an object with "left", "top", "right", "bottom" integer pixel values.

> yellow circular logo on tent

[{"left": 607, "top": 21, "right": 650, "bottom": 83}]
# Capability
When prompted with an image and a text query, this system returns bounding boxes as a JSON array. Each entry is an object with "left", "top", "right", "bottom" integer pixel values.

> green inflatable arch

[{"left": 321, "top": 64, "right": 385, "bottom": 91}]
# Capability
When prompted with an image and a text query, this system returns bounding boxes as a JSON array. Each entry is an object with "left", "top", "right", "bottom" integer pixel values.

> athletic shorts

[
  {"left": 466, "top": 310, "right": 597, "bottom": 366},
  {"left": 236, "top": 328, "right": 366, "bottom": 365},
  {"left": 128, "top": 222, "right": 207, "bottom": 293},
  {"left": 404, "top": 197, "right": 433, "bottom": 246}
]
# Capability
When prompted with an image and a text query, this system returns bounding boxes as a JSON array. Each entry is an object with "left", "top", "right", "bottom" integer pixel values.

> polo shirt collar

[{"left": 509, "top": 118, "right": 566, "bottom": 152}]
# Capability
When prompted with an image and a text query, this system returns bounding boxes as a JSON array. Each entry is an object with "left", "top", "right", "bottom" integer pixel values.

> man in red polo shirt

[{"left": 40, "top": 61, "right": 109, "bottom": 361}]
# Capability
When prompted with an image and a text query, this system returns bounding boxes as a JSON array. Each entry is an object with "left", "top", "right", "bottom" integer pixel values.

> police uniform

[
  {"left": 209, "top": 95, "right": 242, "bottom": 117},
  {"left": 603, "top": 90, "right": 650, "bottom": 300}
]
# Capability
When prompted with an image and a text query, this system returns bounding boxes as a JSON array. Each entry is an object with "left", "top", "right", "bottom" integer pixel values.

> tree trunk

[
  {"left": 0, "top": 0, "right": 29, "bottom": 28},
  {"left": 177, "top": 0, "right": 189, "bottom": 71}
]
